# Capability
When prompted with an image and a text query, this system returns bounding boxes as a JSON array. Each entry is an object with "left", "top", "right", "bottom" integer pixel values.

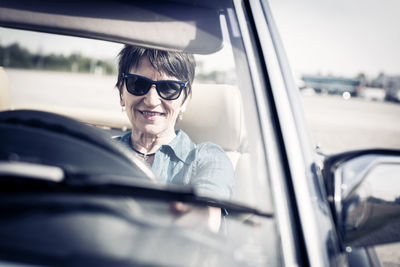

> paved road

[{"left": 300, "top": 93, "right": 400, "bottom": 155}]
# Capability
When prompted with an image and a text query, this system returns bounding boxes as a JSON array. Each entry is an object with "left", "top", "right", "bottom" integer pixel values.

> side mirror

[{"left": 324, "top": 150, "right": 400, "bottom": 248}]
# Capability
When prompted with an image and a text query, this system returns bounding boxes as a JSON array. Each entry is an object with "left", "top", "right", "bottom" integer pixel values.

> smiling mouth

[{"left": 139, "top": 110, "right": 165, "bottom": 119}]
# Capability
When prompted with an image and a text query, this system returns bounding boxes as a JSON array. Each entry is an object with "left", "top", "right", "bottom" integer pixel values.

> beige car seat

[
  {"left": 0, "top": 67, "right": 11, "bottom": 111},
  {"left": 175, "top": 83, "right": 250, "bottom": 202}
]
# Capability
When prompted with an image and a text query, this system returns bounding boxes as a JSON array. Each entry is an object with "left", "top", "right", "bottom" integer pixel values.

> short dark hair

[{"left": 116, "top": 45, "right": 196, "bottom": 101}]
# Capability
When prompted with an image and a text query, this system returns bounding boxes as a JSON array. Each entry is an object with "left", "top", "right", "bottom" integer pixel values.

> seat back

[
  {"left": 175, "top": 83, "right": 247, "bottom": 167},
  {"left": 0, "top": 67, "right": 11, "bottom": 111},
  {"left": 175, "top": 83, "right": 251, "bottom": 202}
]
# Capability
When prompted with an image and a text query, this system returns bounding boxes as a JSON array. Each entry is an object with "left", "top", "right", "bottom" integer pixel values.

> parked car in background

[
  {"left": 0, "top": 0, "right": 399, "bottom": 266},
  {"left": 385, "top": 81, "right": 400, "bottom": 103}
]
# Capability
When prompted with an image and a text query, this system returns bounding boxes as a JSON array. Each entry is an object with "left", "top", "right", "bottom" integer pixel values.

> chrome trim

[{"left": 0, "top": 161, "right": 64, "bottom": 182}]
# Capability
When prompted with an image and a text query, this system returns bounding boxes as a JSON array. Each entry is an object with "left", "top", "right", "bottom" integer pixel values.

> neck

[{"left": 130, "top": 129, "right": 176, "bottom": 155}]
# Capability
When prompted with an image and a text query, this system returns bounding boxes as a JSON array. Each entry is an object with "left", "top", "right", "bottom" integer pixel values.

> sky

[
  {"left": 268, "top": 0, "right": 400, "bottom": 78},
  {"left": 1, "top": 0, "right": 400, "bottom": 79}
]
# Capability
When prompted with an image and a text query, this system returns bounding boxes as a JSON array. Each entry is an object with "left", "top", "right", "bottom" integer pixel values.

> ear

[{"left": 118, "top": 85, "right": 125, "bottom": 107}]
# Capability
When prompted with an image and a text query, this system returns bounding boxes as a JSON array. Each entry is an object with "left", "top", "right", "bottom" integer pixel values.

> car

[{"left": 0, "top": 0, "right": 399, "bottom": 266}]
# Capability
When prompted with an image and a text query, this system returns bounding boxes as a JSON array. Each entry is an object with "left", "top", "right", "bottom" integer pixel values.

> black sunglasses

[{"left": 122, "top": 73, "right": 188, "bottom": 100}]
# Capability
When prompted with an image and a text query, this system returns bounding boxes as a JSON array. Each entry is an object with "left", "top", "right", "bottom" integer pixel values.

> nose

[{"left": 143, "top": 85, "right": 161, "bottom": 106}]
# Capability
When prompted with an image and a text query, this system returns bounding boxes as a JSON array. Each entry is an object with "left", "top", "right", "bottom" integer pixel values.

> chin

[{"left": 141, "top": 125, "right": 163, "bottom": 135}]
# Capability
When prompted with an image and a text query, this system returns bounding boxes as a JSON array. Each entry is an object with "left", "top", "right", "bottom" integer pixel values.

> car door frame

[{"left": 231, "top": 0, "right": 346, "bottom": 266}]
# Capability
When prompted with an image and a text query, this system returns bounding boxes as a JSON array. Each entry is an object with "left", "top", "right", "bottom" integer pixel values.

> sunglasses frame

[{"left": 122, "top": 73, "right": 188, "bottom": 100}]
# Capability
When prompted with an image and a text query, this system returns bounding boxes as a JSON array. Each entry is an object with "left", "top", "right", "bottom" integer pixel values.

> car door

[
  {"left": 232, "top": 0, "right": 345, "bottom": 266},
  {"left": 241, "top": 1, "right": 400, "bottom": 267}
]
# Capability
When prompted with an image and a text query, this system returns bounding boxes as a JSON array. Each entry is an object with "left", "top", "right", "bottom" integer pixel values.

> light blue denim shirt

[{"left": 117, "top": 129, "right": 234, "bottom": 200}]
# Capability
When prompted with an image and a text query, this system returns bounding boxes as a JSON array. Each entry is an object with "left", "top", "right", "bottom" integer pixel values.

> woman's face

[{"left": 120, "top": 57, "right": 187, "bottom": 138}]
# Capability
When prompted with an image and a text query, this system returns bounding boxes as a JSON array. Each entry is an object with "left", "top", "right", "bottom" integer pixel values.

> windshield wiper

[
  {"left": 65, "top": 172, "right": 274, "bottom": 219},
  {"left": 0, "top": 161, "right": 274, "bottom": 219}
]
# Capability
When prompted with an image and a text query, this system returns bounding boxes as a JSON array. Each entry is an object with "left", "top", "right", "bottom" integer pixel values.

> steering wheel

[{"left": 0, "top": 109, "right": 155, "bottom": 181}]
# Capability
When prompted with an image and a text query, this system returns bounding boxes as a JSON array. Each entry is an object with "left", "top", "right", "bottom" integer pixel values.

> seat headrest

[{"left": 175, "top": 83, "right": 246, "bottom": 151}]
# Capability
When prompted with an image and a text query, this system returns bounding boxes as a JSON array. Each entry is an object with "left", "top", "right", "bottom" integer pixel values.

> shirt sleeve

[{"left": 190, "top": 142, "right": 234, "bottom": 200}]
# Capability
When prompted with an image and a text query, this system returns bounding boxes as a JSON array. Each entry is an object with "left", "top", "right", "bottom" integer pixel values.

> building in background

[{"left": 301, "top": 75, "right": 362, "bottom": 97}]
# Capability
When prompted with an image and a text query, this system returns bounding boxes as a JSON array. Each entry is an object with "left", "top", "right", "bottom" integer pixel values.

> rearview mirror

[{"left": 325, "top": 150, "right": 400, "bottom": 248}]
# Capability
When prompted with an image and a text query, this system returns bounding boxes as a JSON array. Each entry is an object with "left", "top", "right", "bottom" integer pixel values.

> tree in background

[{"left": 0, "top": 42, "right": 116, "bottom": 75}]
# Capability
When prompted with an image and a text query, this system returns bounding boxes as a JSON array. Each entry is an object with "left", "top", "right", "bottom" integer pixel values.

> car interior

[
  {"left": 0, "top": 0, "right": 260, "bottom": 207},
  {"left": 0, "top": 65, "right": 254, "bottom": 204}
]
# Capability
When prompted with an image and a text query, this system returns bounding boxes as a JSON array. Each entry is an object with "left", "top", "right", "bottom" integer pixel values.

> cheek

[
  {"left": 165, "top": 102, "right": 183, "bottom": 117},
  {"left": 168, "top": 96, "right": 186, "bottom": 114},
  {"left": 122, "top": 91, "right": 141, "bottom": 107}
]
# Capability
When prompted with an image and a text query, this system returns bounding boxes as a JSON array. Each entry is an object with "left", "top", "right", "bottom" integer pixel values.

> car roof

[{"left": 0, "top": 0, "right": 232, "bottom": 54}]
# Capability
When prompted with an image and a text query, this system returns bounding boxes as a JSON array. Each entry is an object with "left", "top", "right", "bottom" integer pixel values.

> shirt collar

[{"left": 161, "top": 129, "right": 195, "bottom": 164}]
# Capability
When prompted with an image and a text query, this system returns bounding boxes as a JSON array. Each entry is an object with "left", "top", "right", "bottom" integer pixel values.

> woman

[{"left": 115, "top": 45, "right": 234, "bottom": 202}]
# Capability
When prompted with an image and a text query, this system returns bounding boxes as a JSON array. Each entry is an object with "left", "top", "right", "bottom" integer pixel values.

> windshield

[
  {"left": 0, "top": 2, "right": 280, "bottom": 266},
  {"left": 0, "top": 17, "right": 273, "bottom": 209}
]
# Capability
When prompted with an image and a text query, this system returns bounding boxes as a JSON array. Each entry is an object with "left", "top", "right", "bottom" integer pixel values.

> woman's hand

[{"left": 169, "top": 202, "right": 221, "bottom": 233}]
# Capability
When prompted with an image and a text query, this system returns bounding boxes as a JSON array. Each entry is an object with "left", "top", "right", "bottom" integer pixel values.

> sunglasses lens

[
  {"left": 158, "top": 82, "right": 182, "bottom": 100},
  {"left": 126, "top": 76, "right": 151, "bottom": 96},
  {"left": 124, "top": 74, "right": 184, "bottom": 100}
]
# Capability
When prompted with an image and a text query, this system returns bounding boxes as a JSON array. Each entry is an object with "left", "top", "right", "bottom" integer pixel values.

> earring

[
  {"left": 121, "top": 106, "right": 126, "bottom": 112},
  {"left": 178, "top": 112, "right": 183, "bottom": 121}
]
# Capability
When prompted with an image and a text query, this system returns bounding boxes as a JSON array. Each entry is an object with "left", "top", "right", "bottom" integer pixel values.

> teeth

[{"left": 142, "top": 111, "right": 160, "bottom": 116}]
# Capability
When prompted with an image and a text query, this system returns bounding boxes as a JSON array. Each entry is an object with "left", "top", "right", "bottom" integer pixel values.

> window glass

[
  {"left": 269, "top": 0, "right": 400, "bottom": 266},
  {"left": 269, "top": 0, "right": 400, "bottom": 155},
  {"left": 0, "top": 20, "right": 272, "bottom": 211},
  {"left": 0, "top": 27, "right": 123, "bottom": 112},
  {"left": 0, "top": 4, "right": 280, "bottom": 265}
]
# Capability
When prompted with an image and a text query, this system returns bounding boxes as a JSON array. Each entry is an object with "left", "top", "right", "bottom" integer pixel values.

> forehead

[{"left": 130, "top": 57, "right": 177, "bottom": 81}]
